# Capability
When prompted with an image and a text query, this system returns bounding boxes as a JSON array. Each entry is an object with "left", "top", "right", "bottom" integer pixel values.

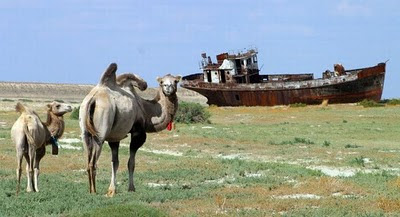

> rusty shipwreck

[{"left": 181, "top": 48, "right": 386, "bottom": 106}]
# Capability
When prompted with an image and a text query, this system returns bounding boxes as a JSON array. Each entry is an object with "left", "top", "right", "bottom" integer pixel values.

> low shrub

[
  {"left": 358, "top": 99, "right": 384, "bottom": 108},
  {"left": 385, "top": 98, "right": 400, "bottom": 105},
  {"left": 322, "top": 140, "right": 331, "bottom": 147},
  {"left": 345, "top": 144, "right": 362, "bottom": 148},
  {"left": 175, "top": 102, "right": 211, "bottom": 124},
  {"left": 19, "top": 99, "right": 33, "bottom": 102}
]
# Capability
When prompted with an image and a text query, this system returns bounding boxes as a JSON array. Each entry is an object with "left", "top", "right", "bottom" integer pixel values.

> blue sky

[{"left": 0, "top": 0, "right": 398, "bottom": 98}]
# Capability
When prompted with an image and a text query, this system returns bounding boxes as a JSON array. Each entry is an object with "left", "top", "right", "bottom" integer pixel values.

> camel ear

[
  {"left": 157, "top": 76, "right": 163, "bottom": 84},
  {"left": 47, "top": 104, "right": 52, "bottom": 111},
  {"left": 15, "top": 102, "right": 25, "bottom": 113},
  {"left": 175, "top": 75, "right": 182, "bottom": 83}
]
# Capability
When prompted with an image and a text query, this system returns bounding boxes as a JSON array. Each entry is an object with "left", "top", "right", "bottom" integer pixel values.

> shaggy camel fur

[
  {"left": 79, "top": 63, "right": 181, "bottom": 196},
  {"left": 11, "top": 102, "right": 72, "bottom": 194}
]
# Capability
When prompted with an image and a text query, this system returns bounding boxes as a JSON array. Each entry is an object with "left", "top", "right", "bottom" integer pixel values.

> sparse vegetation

[
  {"left": 358, "top": 99, "right": 385, "bottom": 108},
  {"left": 345, "top": 144, "right": 362, "bottom": 148},
  {"left": 385, "top": 98, "right": 400, "bottom": 105},
  {"left": 350, "top": 156, "right": 366, "bottom": 167},
  {"left": 1, "top": 99, "right": 14, "bottom": 102},
  {"left": 175, "top": 101, "right": 211, "bottom": 124},
  {"left": 18, "top": 98, "right": 33, "bottom": 102},
  {"left": 322, "top": 140, "right": 331, "bottom": 147},
  {"left": 270, "top": 137, "right": 315, "bottom": 145},
  {"left": 0, "top": 100, "right": 399, "bottom": 216},
  {"left": 290, "top": 103, "right": 307, "bottom": 108}
]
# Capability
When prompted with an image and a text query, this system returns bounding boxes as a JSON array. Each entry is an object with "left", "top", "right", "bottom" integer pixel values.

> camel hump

[
  {"left": 15, "top": 102, "right": 27, "bottom": 113},
  {"left": 99, "top": 63, "right": 118, "bottom": 87}
]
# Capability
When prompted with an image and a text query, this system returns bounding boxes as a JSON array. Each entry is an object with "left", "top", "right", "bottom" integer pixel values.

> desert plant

[
  {"left": 175, "top": 102, "right": 211, "bottom": 124},
  {"left": 345, "top": 144, "right": 362, "bottom": 148},
  {"left": 351, "top": 156, "right": 365, "bottom": 167},
  {"left": 322, "top": 140, "right": 331, "bottom": 147}
]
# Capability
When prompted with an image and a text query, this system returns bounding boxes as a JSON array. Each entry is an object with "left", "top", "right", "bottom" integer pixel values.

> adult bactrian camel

[
  {"left": 11, "top": 101, "right": 72, "bottom": 194},
  {"left": 79, "top": 63, "right": 181, "bottom": 197}
]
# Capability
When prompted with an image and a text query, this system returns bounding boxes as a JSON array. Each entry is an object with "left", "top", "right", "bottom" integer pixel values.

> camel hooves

[
  {"left": 106, "top": 189, "right": 115, "bottom": 197},
  {"left": 128, "top": 187, "right": 136, "bottom": 192}
]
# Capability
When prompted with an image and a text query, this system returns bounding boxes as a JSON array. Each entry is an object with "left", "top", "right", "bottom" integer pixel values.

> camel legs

[
  {"left": 33, "top": 146, "right": 45, "bottom": 192},
  {"left": 16, "top": 149, "right": 23, "bottom": 195},
  {"left": 25, "top": 145, "right": 35, "bottom": 192},
  {"left": 128, "top": 131, "right": 146, "bottom": 192},
  {"left": 86, "top": 136, "right": 103, "bottom": 194},
  {"left": 106, "top": 142, "right": 119, "bottom": 197}
]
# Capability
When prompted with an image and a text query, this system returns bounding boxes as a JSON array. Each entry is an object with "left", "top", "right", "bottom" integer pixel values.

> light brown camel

[
  {"left": 79, "top": 63, "right": 181, "bottom": 197},
  {"left": 11, "top": 101, "right": 72, "bottom": 194}
]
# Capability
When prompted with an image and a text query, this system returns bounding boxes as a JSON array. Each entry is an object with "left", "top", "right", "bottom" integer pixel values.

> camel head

[
  {"left": 47, "top": 101, "right": 72, "bottom": 116},
  {"left": 157, "top": 74, "right": 181, "bottom": 96},
  {"left": 116, "top": 73, "right": 148, "bottom": 91}
]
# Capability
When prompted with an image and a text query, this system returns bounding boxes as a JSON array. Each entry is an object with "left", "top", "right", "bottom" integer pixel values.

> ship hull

[{"left": 181, "top": 63, "right": 386, "bottom": 106}]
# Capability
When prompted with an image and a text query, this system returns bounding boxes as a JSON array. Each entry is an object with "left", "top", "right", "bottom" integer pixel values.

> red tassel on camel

[{"left": 167, "top": 121, "right": 173, "bottom": 131}]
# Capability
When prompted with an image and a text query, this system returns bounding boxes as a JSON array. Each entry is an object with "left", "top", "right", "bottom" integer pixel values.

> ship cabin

[{"left": 200, "top": 49, "right": 260, "bottom": 84}]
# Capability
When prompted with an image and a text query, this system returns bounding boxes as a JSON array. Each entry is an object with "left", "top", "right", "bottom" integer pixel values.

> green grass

[
  {"left": 1, "top": 102, "right": 400, "bottom": 216},
  {"left": 70, "top": 106, "right": 80, "bottom": 120}
]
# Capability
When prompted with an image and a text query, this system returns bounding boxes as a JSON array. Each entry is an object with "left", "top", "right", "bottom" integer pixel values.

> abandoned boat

[{"left": 181, "top": 48, "right": 386, "bottom": 106}]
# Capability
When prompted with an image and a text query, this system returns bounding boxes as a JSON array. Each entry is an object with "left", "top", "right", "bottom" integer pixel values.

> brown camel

[
  {"left": 11, "top": 101, "right": 72, "bottom": 194},
  {"left": 79, "top": 63, "right": 181, "bottom": 196}
]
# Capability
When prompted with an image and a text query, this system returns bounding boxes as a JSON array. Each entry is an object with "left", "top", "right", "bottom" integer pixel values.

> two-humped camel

[
  {"left": 79, "top": 63, "right": 181, "bottom": 196},
  {"left": 11, "top": 102, "right": 72, "bottom": 194}
]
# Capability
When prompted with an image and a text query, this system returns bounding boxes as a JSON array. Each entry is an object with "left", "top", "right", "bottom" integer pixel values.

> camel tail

[
  {"left": 15, "top": 102, "right": 26, "bottom": 114},
  {"left": 22, "top": 119, "right": 35, "bottom": 146},
  {"left": 85, "top": 98, "right": 98, "bottom": 138}
]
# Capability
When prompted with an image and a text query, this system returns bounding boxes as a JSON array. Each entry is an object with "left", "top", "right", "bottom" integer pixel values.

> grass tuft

[{"left": 345, "top": 144, "right": 362, "bottom": 148}]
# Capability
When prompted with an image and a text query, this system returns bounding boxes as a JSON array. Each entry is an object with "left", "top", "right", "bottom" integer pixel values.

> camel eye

[{"left": 56, "top": 105, "right": 61, "bottom": 108}]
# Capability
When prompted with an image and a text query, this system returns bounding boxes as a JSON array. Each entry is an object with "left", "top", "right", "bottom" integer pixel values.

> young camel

[
  {"left": 11, "top": 101, "right": 72, "bottom": 194},
  {"left": 79, "top": 63, "right": 181, "bottom": 197}
]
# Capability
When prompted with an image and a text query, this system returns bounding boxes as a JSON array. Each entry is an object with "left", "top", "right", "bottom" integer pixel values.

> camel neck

[
  {"left": 146, "top": 89, "right": 178, "bottom": 132},
  {"left": 45, "top": 112, "right": 65, "bottom": 139}
]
